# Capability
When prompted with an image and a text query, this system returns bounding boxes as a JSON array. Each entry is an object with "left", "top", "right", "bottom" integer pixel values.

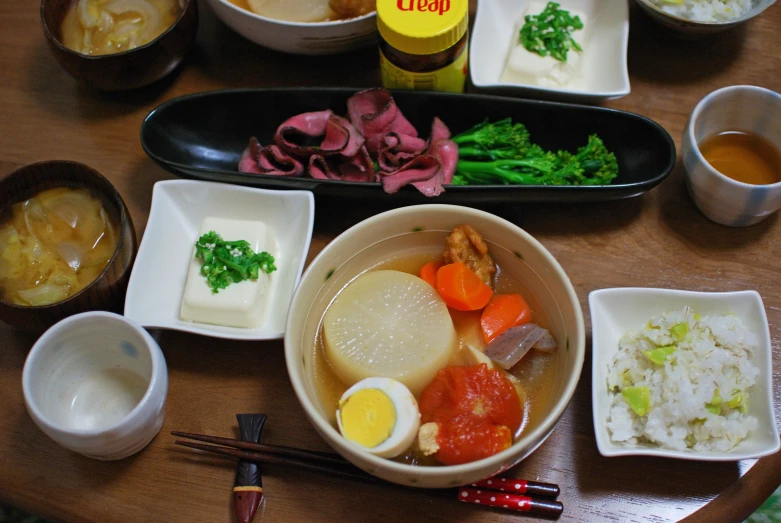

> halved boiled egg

[{"left": 336, "top": 377, "right": 420, "bottom": 458}]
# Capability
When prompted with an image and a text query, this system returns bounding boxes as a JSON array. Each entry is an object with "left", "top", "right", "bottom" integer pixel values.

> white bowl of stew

[
  {"left": 285, "top": 204, "right": 585, "bottom": 488},
  {"left": 205, "top": 0, "right": 378, "bottom": 55}
]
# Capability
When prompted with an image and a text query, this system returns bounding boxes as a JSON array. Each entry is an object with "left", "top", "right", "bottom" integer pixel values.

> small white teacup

[
  {"left": 683, "top": 85, "right": 781, "bottom": 227},
  {"left": 22, "top": 311, "right": 168, "bottom": 460}
]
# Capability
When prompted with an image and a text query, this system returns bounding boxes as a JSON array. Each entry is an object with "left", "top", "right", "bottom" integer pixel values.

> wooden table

[{"left": 1, "top": 2, "right": 780, "bottom": 522}]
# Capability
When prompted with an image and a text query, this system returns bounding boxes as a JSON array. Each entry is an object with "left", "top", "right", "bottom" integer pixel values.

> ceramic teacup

[
  {"left": 683, "top": 85, "right": 781, "bottom": 227},
  {"left": 22, "top": 311, "right": 168, "bottom": 460}
]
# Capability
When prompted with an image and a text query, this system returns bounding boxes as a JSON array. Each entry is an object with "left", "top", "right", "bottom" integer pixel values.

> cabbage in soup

[
  {"left": 60, "top": 0, "right": 184, "bottom": 56},
  {"left": 0, "top": 188, "right": 120, "bottom": 306}
]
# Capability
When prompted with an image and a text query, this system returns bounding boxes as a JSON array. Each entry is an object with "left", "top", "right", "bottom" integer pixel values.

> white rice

[
  {"left": 606, "top": 307, "right": 759, "bottom": 452},
  {"left": 648, "top": 0, "right": 753, "bottom": 22}
]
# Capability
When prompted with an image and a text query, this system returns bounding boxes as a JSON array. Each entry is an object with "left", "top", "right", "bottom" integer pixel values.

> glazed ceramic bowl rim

[
  {"left": 22, "top": 311, "right": 166, "bottom": 437},
  {"left": 0, "top": 160, "right": 131, "bottom": 311},
  {"left": 211, "top": 0, "right": 376, "bottom": 28},
  {"left": 635, "top": 0, "right": 776, "bottom": 26},
  {"left": 285, "top": 204, "right": 586, "bottom": 479},
  {"left": 686, "top": 85, "right": 781, "bottom": 189},
  {"left": 40, "top": 0, "right": 194, "bottom": 59}
]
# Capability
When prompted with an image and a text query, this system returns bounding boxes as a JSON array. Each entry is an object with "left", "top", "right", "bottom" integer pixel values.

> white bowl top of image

[
  {"left": 205, "top": 0, "right": 378, "bottom": 55},
  {"left": 22, "top": 311, "right": 168, "bottom": 461},
  {"left": 470, "top": 0, "right": 630, "bottom": 102},
  {"left": 124, "top": 180, "right": 314, "bottom": 340},
  {"left": 589, "top": 287, "right": 780, "bottom": 461}
]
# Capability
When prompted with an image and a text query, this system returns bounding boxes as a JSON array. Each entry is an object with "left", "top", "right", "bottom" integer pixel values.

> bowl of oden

[
  {"left": 40, "top": 0, "right": 198, "bottom": 90},
  {"left": 205, "top": 0, "right": 378, "bottom": 55},
  {"left": 285, "top": 204, "right": 585, "bottom": 488},
  {"left": 634, "top": 0, "right": 776, "bottom": 36}
]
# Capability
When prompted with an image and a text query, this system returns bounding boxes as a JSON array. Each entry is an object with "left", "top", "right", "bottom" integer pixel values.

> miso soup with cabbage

[
  {"left": 0, "top": 188, "right": 120, "bottom": 306},
  {"left": 60, "top": 0, "right": 184, "bottom": 56}
]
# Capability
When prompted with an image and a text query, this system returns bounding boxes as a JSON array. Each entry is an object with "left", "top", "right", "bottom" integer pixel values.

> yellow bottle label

[{"left": 380, "top": 45, "right": 468, "bottom": 94}]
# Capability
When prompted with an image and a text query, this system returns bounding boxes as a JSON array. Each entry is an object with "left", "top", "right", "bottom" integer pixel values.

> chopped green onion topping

[
  {"left": 519, "top": 2, "right": 584, "bottom": 63},
  {"left": 194, "top": 230, "right": 276, "bottom": 293}
]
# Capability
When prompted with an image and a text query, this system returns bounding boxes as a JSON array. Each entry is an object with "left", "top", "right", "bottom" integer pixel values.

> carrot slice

[
  {"left": 435, "top": 262, "right": 493, "bottom": 311},
  {"left": 419, "top": 260, "right": 443, "bottom": 288},
  {"left": 481, "top": 294, "right": 533, "bottom": 343}
]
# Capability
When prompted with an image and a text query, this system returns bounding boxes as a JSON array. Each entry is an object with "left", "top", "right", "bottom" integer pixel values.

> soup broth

[
  {"left": 312, "top": 248, "right": 560, "bottom": 466},
  {"left": 0, "top": 187, "right": 120, "bottom": 306},
  {"left": 61, "top": 0, "right": 183, "bottom": 56}
]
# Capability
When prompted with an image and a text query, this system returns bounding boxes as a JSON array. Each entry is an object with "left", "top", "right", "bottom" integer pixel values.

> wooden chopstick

[
  {"left": 171, "top": 431, "right": 348, "bottom": 466},
  {"left": 173, "top": 433, "right": 563, "bottom": 518}
]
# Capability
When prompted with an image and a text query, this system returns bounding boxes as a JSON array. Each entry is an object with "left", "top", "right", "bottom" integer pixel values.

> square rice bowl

[
  {"left": 124, "top": 180, "right": 314, "bottom": 340},
  {"left": 589, "top": 287, "right": 780, "bottom": 460}
]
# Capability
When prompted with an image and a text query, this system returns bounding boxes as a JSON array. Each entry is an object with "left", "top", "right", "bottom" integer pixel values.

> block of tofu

[
  {"left": 500, "top": 2, "right": 588, "bottom": 89},
  {"left": 180, "top": 217, "right": 275, "bottom": 328}
]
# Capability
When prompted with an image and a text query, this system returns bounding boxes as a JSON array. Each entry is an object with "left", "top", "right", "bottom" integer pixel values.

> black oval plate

[{"left": 141, "top": 88, "right": 676, "bottom": 204}]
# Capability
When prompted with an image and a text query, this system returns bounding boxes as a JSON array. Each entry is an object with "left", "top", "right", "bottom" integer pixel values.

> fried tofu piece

[{"left": 443, "top": 224, "right": 496, "bottom": 288}]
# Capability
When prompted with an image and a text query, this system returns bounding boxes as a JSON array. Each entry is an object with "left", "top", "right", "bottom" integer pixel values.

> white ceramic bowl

[
  {"left": 470, "top": 0, "right": 630, "bottom": 102},
  {"left": 285, "top": 204, "right": 585, "bottom": 488},
  {"left": 682, "top": 85, "right": 781, "bottom": 227},
  {"left": 124, "top": 180, "right": 314, "bottom": 340},
  {"left": 22, "top": 311, "right": 168, "bottom": 461},
  {"left": 589, "top": 287, "right": 780, "bottom": 460},
  {"left": 635, "top": 0, "right": 776, "bottom": 37},
  {"left": 205, "top": 0, "right": 378, "bottom": 55}
]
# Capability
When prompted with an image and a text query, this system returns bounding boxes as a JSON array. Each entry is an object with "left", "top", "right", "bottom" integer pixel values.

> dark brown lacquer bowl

[
  {"left": 0, "top": 161, "right": 137, "bottom": 333},
  {"left": 40, "top": 0, "right": 198, "bottom": 91}
]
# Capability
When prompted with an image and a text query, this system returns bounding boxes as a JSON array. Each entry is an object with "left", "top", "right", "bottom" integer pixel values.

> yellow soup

[
  {"left": 0, "top": 188, "right": 120, "bottom": 306},
  {"left": 61, "top": 0, "right": 183, "bottom": 56}
]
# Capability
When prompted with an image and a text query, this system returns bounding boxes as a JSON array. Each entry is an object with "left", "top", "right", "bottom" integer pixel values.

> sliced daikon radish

[{"left": 323, "top": 270, "right": 457, "bottom": 396}]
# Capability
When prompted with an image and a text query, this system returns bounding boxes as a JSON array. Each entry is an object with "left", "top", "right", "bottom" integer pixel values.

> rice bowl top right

[{"left": 589, "top": 287, "right": 780, "bottom": 460}]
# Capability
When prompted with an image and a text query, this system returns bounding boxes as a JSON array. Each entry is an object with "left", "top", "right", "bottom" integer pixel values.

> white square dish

[
  {"left": 589, "top": 287, "right": 780, "bottom": 460},
  {"left": 470, "top": 0, "right": 630, "bottom": 102},
  {"left": 124, "top": 180, "right": 314, "bottom": 340}
]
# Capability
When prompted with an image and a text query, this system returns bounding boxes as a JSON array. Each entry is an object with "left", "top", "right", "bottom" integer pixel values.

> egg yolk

[{"left": 339, "top": 388, "right": 397, "bottom": 448}]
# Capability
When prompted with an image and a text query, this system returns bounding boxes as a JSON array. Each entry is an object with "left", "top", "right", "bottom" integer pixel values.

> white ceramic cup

[
  {"left": 683, "top": 85, "right": 781, "bottom": 227},
  {"left": 22, "top": 311, "right": 168, "bottom": 460}
]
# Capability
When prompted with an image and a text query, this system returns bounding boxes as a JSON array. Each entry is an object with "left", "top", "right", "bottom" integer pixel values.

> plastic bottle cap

[{"left": 377, "top": 0, "right": 468, "bottom": 56}]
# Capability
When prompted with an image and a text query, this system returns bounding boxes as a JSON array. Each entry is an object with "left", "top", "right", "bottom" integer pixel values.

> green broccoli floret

[{"left": 451, "top": 120, "right": 618, "bottom": 186}]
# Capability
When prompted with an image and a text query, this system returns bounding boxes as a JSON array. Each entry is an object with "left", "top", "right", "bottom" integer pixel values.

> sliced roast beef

[
  {"left": 309, "top": 146, "right": 374, "bottom": 182},
  {"left": 347, "top": 88, "right": 418, "bottom": 155},
  {"left": 274, "top": 110, "right": 364, "bottom": 158},
  {"left": 378, "top": 132, "right": 428, "bottom": 172},
  {"left": 379, "top": 155, "right": 441, "bottom": 194},
  {"left": 238, "top": 137, "right": 305, "bottom": 176},
  {"left": 238, "top": 137, "right": 264, "bottom": 174}
]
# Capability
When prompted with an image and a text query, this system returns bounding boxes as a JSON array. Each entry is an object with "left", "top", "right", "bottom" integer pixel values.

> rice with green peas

[
  {"left": 649, "top": 0, "right": 753, "bottom": 22},
  {"left": 606, "top": 307, "right": 759, "bottom": 452}
]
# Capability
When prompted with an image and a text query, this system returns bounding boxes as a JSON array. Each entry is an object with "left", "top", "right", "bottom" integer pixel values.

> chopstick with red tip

[{"left": 172, "top": 432, "right": 563, "bottom": 518}]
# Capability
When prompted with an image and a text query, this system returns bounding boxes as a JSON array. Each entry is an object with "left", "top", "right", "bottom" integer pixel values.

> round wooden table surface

[{"left": 1, "top": 2, "right": 780, "bottom": 522}]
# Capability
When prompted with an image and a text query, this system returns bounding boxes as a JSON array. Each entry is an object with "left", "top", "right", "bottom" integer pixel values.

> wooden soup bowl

[
  {"left": 40, "top": 0, "right": 198, "bottom": 91},
  {"left": 0, "top": 161, "right": 137, "bottom": 333}
]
